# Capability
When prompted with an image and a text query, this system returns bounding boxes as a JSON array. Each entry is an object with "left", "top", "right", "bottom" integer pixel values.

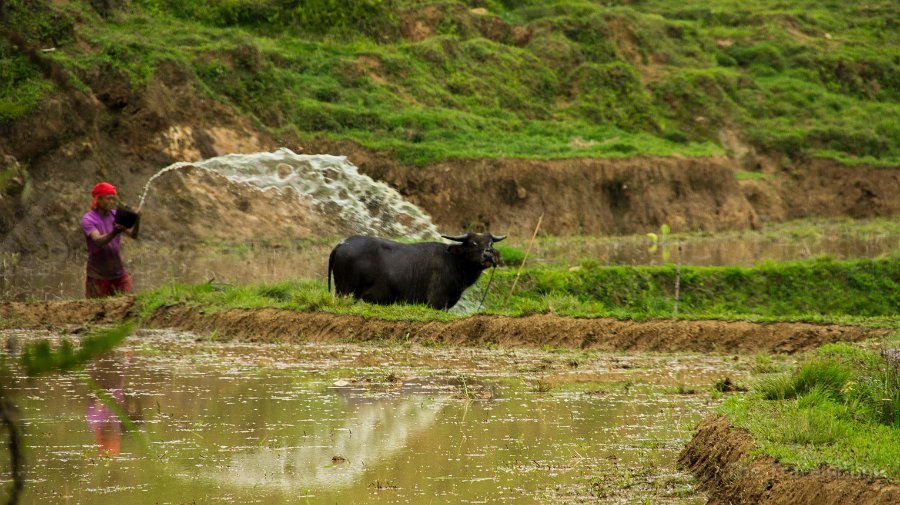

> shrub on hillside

[{"left": 566, "top": 61, "right": 659, "bottom": 132}]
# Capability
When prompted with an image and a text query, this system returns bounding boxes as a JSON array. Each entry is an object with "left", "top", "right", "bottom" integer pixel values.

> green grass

[
  {"left": 136, "top": 255, "right": 900, "bottom": 324},
  {"left": 19, "top": 323, "right": 134, "bottom": 376},
  {"left": 736, "top": 170, "right": 767, "bottom": 181},
  {"left": 0, "top": 39, "right": 54, "bottom": 121},
  {"left": 484, "top": 255, "right": 900, "bottom": 321},
  {"left": 720, "top": 340, "right": 900, "bottom": 479},
  {"left": 137, "top": 279, "right": 461, "bottom": 322},
  {"left": 3, "top": 0, "right": 897, "bottom": 165}
]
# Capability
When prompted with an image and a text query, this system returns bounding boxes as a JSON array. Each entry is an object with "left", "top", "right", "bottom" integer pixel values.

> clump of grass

[
  {"left": 495, "top": 244, "right": 526, "bottom": 267},
  {"left": 720, "top": 341, "right": 900, "bottom": 478},
  {"left": 757, "top": 357, "right": 852, "bottom": 401},
  {"left": 0, "top": 41, "right": 54, "bottom": 121},
  {"left": 674, "top": 383, "right": 698, "bottom": 395},
  {"left": 755, "top": 343, "right": 899, "bottom": 427},
  {"left": 713, "top": 376, "right": 747, "bottom": 393},
  {"left": 750, "top": 353, "right": 780, "bottom": 374},
  {"left": 532, "top": 376, "right": 553, "bottom": 393}
]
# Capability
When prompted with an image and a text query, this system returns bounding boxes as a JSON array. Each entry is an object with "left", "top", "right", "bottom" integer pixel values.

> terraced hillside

[{"left": 1, "top": 0, "right": 898, "bottom": 251}]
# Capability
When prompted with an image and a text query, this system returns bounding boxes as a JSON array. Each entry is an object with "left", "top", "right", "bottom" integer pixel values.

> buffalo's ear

[
  {"left": 490, "top": 234, "right": 506, "bottom": 243},
  {"left": 441, "top": 233, "right": 472, "bottom": 242}
]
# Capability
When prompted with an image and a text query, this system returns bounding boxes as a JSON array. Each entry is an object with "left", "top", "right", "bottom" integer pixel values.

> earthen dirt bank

[
  {"left": 680, "top": 415, "right": 899, "bottom": 505},
  {"left": 0, "top": 299, "right": 888, "bottom": 354}
]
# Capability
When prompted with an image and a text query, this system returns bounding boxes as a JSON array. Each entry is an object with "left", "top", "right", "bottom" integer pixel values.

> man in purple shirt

[{"left": 81, "top": 182, "right": 140, "bottom": 298}]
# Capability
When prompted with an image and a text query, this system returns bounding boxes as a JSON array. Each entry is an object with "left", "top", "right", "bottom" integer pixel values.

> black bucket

[{"left": 114, "top": 205, "right": 139, "bottom": 229}]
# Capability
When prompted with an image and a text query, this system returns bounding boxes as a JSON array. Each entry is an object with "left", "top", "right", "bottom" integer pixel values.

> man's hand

[{"left": 125, "top": 210, "right": 140, "bottom": 239}]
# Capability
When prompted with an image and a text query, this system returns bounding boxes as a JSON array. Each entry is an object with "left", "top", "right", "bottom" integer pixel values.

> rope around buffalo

[{"left": 477, "top": 266, "right": 496, "bottom": 312}]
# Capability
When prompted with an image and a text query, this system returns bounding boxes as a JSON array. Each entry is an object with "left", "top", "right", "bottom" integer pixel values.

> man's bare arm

[{"left": 88, "top": 226, "right": 123, "bottom": 247}]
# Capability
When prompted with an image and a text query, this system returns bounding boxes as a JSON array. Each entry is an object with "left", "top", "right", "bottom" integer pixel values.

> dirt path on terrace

[
  {"left": 679, "top": 415, "right": 899, "bottom": 505},
  {"left": 0, "top": 299, "right": 888, "bottom": 353}
]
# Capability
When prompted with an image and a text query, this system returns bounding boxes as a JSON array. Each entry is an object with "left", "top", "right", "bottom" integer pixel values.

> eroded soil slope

[{"left": 314, "top": 140, "right": 900, "bottom": 238}]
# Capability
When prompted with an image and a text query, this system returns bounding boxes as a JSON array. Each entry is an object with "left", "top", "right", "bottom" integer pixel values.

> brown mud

[
  {"left": 0, "top": 298, "right": 888, "bottom": 354},
  {"left": 679, "top": 415, "right": 900, "bottom": 505}
]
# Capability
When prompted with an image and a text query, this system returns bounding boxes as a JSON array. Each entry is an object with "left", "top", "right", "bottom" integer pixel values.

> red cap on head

[
  {"left": 92, "top": 182, "right": 116, "bottom": 197},
  {"left": 91, "top": 182, "right": 117, "bottom": 209}
]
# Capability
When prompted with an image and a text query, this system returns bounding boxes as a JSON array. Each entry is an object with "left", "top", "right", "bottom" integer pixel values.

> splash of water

[{"left": 138, "top": 148, "right": 439, "bottom": 240}]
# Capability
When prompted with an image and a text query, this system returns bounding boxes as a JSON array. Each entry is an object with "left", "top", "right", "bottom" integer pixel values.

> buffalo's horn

[
  {"left": 441, "top": 233, "right": 471, "bottom": 242},
  {"left": 490, "top": 234, "right": 507, "bottom": 243}
]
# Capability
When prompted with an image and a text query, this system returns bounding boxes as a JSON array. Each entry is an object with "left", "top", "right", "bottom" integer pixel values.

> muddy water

[
  {"left": 530, "top": 219, "right": 900, "bottom": 268},
  {"left": 0, "top": 330, "right": 758, "bottom": 504},
  {"left": 2, "top": 218, "right": 897, "bottom": 301}
]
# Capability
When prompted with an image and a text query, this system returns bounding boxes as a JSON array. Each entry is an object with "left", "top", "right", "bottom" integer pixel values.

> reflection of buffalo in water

[
  {"left": 328, "top": 233, "right": 505, "bottom": 310},
  {"left": 201, "top": 381, "right": 452, "bottom": 491}
]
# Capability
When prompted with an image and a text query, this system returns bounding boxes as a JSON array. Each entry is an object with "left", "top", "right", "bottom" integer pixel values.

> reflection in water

[
  {"left": 0, "top": 330, "right": 739, "bottom": 504},
  {"left": 84, "top": 353, "right": 143, "bottom": 458},
  {"left": 85, "top": 383, "right": 123, "bottom": 457},
  {"left": 212, "top": 384, "right": 447, "bottom": 491},
  {"left": 529, "top": 223, "right": 900, "bottom": 268}
]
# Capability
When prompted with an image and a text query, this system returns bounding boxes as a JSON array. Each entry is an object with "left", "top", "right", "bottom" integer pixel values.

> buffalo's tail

[{"left": 327, "top": 246, "right": 336, "bottom": 292}]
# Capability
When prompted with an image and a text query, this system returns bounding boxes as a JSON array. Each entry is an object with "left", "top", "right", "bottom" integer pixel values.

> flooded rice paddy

[{"left": 0, "top": 329, "right": 762, "bottom": 504}]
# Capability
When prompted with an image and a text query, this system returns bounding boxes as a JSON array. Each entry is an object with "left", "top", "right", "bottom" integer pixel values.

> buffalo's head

[{"left": 443, "top": 232, "right": 506, "bottom": 268}]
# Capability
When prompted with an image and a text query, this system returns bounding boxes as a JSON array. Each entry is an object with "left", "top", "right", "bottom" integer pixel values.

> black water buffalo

[{"left": 327, "top": 232, "right": 506, "bottom": 309}]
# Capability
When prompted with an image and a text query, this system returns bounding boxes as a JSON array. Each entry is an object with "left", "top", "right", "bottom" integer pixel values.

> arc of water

[{"left": 138, "top": 148, "right": 440, "bottom": 240}]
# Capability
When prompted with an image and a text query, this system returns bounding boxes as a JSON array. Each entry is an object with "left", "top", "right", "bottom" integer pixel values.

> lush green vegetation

[
  {"left": 2, "top": 0, "right": 897, "bottom": 165},
  {"left": 136, "top": 254, "right": 900, "bottom": 324},
  {"left": 720, "top": 340, "right": 900, "bottom": 479},
  {"left": 488, "top": 255, "right": 900, "bottom": 320}
]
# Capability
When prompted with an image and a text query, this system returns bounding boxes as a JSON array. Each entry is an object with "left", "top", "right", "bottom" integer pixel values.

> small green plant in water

[
  {"left": 533, "top": 376, "right": 553, "bottom": 393},
  {"left": 713, "top": 376, "right": 747, "bottom": 393},
  {"left": 646, "top": 224, "right": 671, "bottom": 262},
  {"left": 456, "top": 374, "right": 473, "bottom": 399}
]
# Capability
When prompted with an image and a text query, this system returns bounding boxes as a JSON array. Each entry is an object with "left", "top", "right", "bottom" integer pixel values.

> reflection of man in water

[
  {"left": 85, "top": 353, "right": 142, "bottom": 457},
  {"left": 85, "top": 387, "right": 125, "bottom": 457}
]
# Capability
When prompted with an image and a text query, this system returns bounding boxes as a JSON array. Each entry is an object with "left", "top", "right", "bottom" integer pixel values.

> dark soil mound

[{"left": 679, "top": 415, "right": 900, "bottom": 505}]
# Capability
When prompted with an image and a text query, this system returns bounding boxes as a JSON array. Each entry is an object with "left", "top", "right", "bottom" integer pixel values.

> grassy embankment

[
  {"left": 2, "top": 0, "right": 898, "bottom": 166},
  {"left": 136, "top": 253, "right": 900, "bottom": 326},
  {"left": 720, "top": 342, "right": 900, "bottom": 480}
]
